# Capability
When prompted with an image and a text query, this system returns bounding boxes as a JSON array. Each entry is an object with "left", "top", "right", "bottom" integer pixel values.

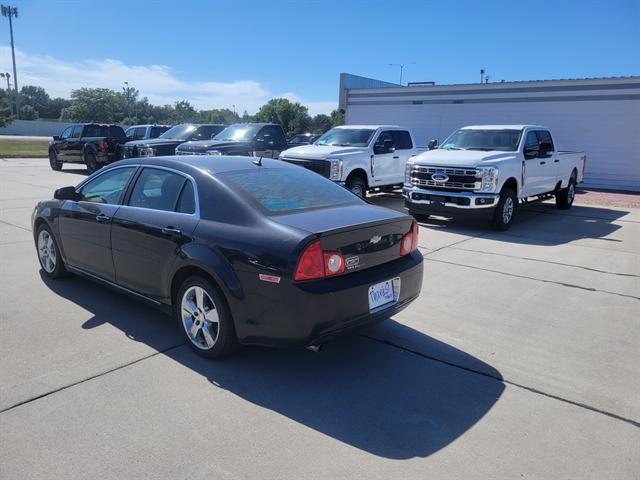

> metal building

[{"left": 339, "top": 74, "right": 640, "bottom": 192}]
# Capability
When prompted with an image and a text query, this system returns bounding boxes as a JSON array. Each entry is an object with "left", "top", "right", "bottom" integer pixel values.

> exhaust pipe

[{"left": 306, "top": 344, "right": 323, "bottom": 353}]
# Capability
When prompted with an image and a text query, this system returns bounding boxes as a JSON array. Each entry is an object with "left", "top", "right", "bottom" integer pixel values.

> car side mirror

[
  {"left": 539, "top": 141, "right": 553, "bottom": 157},
  {"left": 524, "top": 146, "right": 538, "bottom": 160},
  {"left": 54, "top": 186, "right": 80, "bottom": 201},
  {"left": 428, "top": 139, "right": 438, "bottom": 150},
  {"left": 53, "top": 135, "right": 60, "bottom": 141}
]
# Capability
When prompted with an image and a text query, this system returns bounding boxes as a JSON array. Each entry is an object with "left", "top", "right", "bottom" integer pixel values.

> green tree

[
  {"left": 310, "top": 114, "right": 332, "bottom": 133},
  {"left": 241, "top": 110, "right": 253, "bottom": 122},
  {"left": 20, "top": 104, "right": 38, "bottom": 120},
  {"left": 65, "top": 88, "right": 125, "bottom": 123},
  {"left": 0, "top": 89, "right": 13, "bottom": 127},
  {"left": 199, "top": 108, "right": 239, "bottom": 125},
  {"left": 254, "top": 98, "right": 311, "bottom": 137},
  {"left": 19, "top": 85, "right": 50, "bottom": 117},
  {"left": 42, "top": 97, "right": 71, "bottom": 120},
  {"left": 330, "top": 108, "right": 345, "bottom": 127},
  {"left": 171, "top": 100, "right": 199, "bottom": 123}
]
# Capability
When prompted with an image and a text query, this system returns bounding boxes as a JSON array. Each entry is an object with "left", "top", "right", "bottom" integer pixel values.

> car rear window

[
  {"left": 84, "top": 125, "right": 126, "bottom": 138},
  {"left": 218, "top": 167, "right": 362, "bottom": 214}
]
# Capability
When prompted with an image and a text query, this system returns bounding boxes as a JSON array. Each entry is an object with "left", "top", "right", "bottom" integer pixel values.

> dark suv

[
  {"left": 49, "top": 123, "right": 127, "bottom": 173},
  {"left": 175, "top": 123, "right": 288, "bottom": 158},
  {"left": 121, "top": 124, "right": 226, "bottom": 158}
]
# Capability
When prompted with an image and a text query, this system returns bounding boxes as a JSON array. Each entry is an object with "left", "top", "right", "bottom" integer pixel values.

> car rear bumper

[{"left": 236, "top": 250, "right": 423, "bottom": 347}]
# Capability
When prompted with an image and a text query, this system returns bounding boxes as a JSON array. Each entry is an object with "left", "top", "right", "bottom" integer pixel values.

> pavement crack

[
  {"left": 0, "top": 342, "right": 187, "bottom": 415},
  {"left": 450, "top": 246, "right": 640, "bottom": 278},
  {"left": 357, "top": 333, "right": 640, "bottom": 428},
  {"left": 425, "top": 258, "right": 640, "bottom": 301}
]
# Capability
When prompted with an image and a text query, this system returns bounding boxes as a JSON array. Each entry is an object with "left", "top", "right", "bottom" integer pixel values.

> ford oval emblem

[{"left": 432, "top": 172, "right": 449, "bottom": 182}]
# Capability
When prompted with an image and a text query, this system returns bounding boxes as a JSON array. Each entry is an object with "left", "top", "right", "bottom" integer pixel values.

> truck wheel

[
  {"left": 49, "top": 150, "right": 62, "bottom": 171},
  {"left": 346, "top": 175, "right": 367, "bottom": 198},
  {"left": 85, "top": 151, "right": 99, "bottom": 174},
  {"left": 556, "top": 176, "right": 576, "bottom": 210},
  {"left": 490, "top": 188, "right": 516, "bottom": 231}
]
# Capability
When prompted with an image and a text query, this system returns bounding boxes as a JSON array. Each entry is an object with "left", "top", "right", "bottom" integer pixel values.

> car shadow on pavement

[
  {"left": 41, "top": 272, "right": 504, "bottom": 460},
  {"left": 368, "top": 193, "right": 628, "bottom": 246}
]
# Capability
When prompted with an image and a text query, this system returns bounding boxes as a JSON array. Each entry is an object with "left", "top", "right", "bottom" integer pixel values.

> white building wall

[{"left": 345, "top": 78, "right": 640, "bottom": 192}]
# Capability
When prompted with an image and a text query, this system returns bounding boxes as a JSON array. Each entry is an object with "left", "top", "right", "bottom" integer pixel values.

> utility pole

[
  {"left": 2, "top": 5, "right": 19, "bottom": 118},
  {"left": 389, "top": 62, "right": 415, "bottom": 86}
]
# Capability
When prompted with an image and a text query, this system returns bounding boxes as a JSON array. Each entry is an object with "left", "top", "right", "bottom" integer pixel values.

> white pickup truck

[
  {"left": 279, "top": 125, "right": 422, "bottom": 197},
  {"left": 404, "top": 125, "right": 586, "bottom": 230}
]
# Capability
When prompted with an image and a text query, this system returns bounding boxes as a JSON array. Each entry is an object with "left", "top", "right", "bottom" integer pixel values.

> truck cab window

[
  {"left": 60, "top": 126, "right": 73, "bottom": 139},
  {"left": 524, "top": 131, "right": 540, "bottom": 158},
  {"left": 391, "top": 131, "right": 413, "bottom": 150}
]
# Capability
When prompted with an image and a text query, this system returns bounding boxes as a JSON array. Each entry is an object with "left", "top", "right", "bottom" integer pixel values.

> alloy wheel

[
  {"left": 568, "top": 182, "right": 575, "bottom": 203},
  {"left": 180, "top": 286, "right": 220, "bottom": 350},
  {"left": 38, "top": 230, "right": 57, "bottom": 273},
  {"left": 502, "top": 197, "right": 514, "bottom": 224}
]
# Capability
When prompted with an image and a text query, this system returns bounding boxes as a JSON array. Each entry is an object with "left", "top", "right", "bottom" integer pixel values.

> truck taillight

[
  {"left": 400, "top": 221, "right": 419, "bottom": 256},
  {"left": 294, "top": 240, "right": 345, "bottom": 281}
]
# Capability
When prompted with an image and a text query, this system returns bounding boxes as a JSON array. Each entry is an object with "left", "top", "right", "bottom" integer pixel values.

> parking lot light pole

[
  {"left": 389, "top": 62, "right": 416, "bottom": 87},
  {"left": 1, "top": 4, "right": 19, "bottom": 118}
]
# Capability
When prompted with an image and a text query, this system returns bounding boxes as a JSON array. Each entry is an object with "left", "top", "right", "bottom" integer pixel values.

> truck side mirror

[
  {"left": 428, "top": 139, "right": 438, "bottom": 150},
  {"left": 539, "top": 141, "right": 553, "bottom": 157},
  {"left": 383, "top": 139, "right": 395, "bottom": 153},
  {"left": 53, "top": 135, "right": 60, "bottom": 141},
  {"left": 54, "top": 186, "right": 80, "bottom": 201}
]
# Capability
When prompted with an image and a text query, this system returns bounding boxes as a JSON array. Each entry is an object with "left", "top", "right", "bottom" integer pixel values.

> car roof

[
  {"left": 461, "top": 125, "right": 550, "bottom": 130},
  {"left": 113, "top": 155, "right": 298, "bottom": 177},
  {"left": 127, "top": 124, "right": 171, "bottom": 128},
  {"left": 335, "top": 124, "right": 404, "bottom": 130}
]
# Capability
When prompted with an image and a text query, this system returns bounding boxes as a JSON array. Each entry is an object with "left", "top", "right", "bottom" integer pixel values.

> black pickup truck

[
  {"left": 48, "top": 123, "right": 127, "bottom": 173},
  {"left": 175, "top": 123, "right": 288, "bottom": 158},
  {"left": 121, "top": 124, "right": 226, "bottom": 159}
]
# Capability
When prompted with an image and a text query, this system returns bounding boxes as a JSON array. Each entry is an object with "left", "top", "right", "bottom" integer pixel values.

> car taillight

[
  {"left": 294, "top": 241, "right": 345, "bottom": 281},
  {"left": 400, "top": 221, "right": 419, "bottom": 256},
  {"left": 99, "top": 140, "right": 109, "bottom": 151}
]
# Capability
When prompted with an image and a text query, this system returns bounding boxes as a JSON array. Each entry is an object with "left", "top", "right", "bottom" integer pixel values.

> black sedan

[{"left": 32, "top": 156, "right": 423, "bottom": 358}]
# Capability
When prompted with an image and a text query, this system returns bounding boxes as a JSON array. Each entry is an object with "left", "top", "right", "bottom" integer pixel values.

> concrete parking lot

[{"left": 1, "top": 158, "right": 638, "bottom": 479}]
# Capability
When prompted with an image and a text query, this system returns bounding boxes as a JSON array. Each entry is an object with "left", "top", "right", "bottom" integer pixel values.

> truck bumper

[{"left": 403, "top": 186, "right": 499, "bottom": 214}]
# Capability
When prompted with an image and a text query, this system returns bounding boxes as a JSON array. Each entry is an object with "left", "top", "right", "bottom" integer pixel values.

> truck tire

[
  {"left": 49, "top": 150, "right": 62, "bottom": 171},
  {"left": 556, "top": 176, "right": 576, "bottom": 210},
  {"left": 346, "top": 175, "right": 367, "bottom": 198},
  {"left": 489, "top": 188, "right": 516, "bottom": 231},
  {"left": 85, "top": 151, "right": 99, "bottom": 174}
]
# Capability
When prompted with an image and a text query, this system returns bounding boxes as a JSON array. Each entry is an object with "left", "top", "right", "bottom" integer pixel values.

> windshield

[
  {"left": 213, "top": 124, "right": 262, "bottom": 142},
  {"left": 159, "top": 124, "right": 197, "bottom": 141},
  {"left": 218, "top": 168, "right": 362, "bottom": 215},
  {"left": 315, "top": 128, "right": 375, "bottom": 147},
  {"left": 440, "top": 129, "right": 522, "bottom": 152}
]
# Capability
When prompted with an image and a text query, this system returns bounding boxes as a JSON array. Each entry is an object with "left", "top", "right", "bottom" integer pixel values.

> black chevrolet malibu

[{"left": 32, "top": 156, "right": 423, "bottom": 358}]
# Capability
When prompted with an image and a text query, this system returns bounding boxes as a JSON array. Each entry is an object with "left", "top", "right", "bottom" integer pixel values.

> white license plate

[{"left": 368, "top": 279, "right": 397, "bottom": 311}]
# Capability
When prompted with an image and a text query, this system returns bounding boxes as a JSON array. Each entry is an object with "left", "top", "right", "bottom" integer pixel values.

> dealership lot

[{"left": 0, "top": 158, "right": 638, "bottom": 478}]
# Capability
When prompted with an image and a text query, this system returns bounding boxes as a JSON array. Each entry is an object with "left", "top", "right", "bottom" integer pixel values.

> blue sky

[{"left": 1, "top": 0, "right": 638, "bottom": 114}]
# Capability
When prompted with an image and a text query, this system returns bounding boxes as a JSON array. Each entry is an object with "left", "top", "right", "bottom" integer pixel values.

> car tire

[
  {"left": 36, "top": 224, "right": 67, "bottom": 279},
  {"left": 556, "top": 176, "right": 576, "bottom": 210},
  {"left": 49, "top": 150, "right": 62, "bottom": 171},
  {"left": 175, "top": 275, "right": 238, "bottom": 359},
  {"left": 489, "top": 188, "right": 516, "bottom": 231},
  {"left": 85, "top": 151, "right": 99, "bottom": 174},
  {"left": 346, "top": 175, "right": 367, "bottom": 198}
]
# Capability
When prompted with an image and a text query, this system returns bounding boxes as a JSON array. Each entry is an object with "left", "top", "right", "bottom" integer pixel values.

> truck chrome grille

[
  {"left": 281, "top": 157, "right": 331, "bottom": 178},
  {"left": 410, "top": 166, "right": 480, "bottom": 191}
]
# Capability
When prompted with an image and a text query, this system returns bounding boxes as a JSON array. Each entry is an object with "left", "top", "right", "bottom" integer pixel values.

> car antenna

[{"left": 253, "top": 155, "right": 263, "bottom": 166}]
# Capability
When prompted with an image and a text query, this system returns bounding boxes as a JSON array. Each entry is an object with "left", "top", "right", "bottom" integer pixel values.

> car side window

[
  {"left": 72, "top": 125, "right": 84, "bottom": 138},
  {"left": 128, "top": 168, "right": 188, "bottom": 212},
  {"left": 536, "top": 130, "right": 555, "bottom": 151},
  {"left": 391, "top": 131, "right": 413, "bottom": 150},
  {"left": 79, "top": 167, "right": 136, "bottom": 204},
  {"left": 60, "top": 126, "right": 73, "bottom": 139},
  {"left": 176, "top": 180, "right": 196, "bottom": 214},
  {"left": 134, "top": 127, "right": 147, "bottom": 139},
  {"left": 125, "top": 127, "right": 135, "bottom": 140},
  {"left": 524, "top": 131, "right": 539, "bottom": 158},
  {"left": 374, "top": 131, "right": 393, "bottom": 148}
]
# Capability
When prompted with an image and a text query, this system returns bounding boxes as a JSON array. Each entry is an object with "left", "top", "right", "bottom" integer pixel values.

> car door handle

[
  {"left": 554, "top": 159, "right": 560, "bottom": 163},
  {"left": 161, "top": 226, "right": 182, "bottom": 237},
  {"left": 393, "top": 156, "right": 399, "bottom": 159},
  {"left": 95, "top": 214, "right": 111, "bottom": 223},
  {"left": 539, "top": 161, "right": 546, "bottom": 165}
]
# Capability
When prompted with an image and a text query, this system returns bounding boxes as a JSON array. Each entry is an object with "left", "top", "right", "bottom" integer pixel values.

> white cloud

[{"left": 0, "top": 47, "right": 336, "bottom": 115}]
